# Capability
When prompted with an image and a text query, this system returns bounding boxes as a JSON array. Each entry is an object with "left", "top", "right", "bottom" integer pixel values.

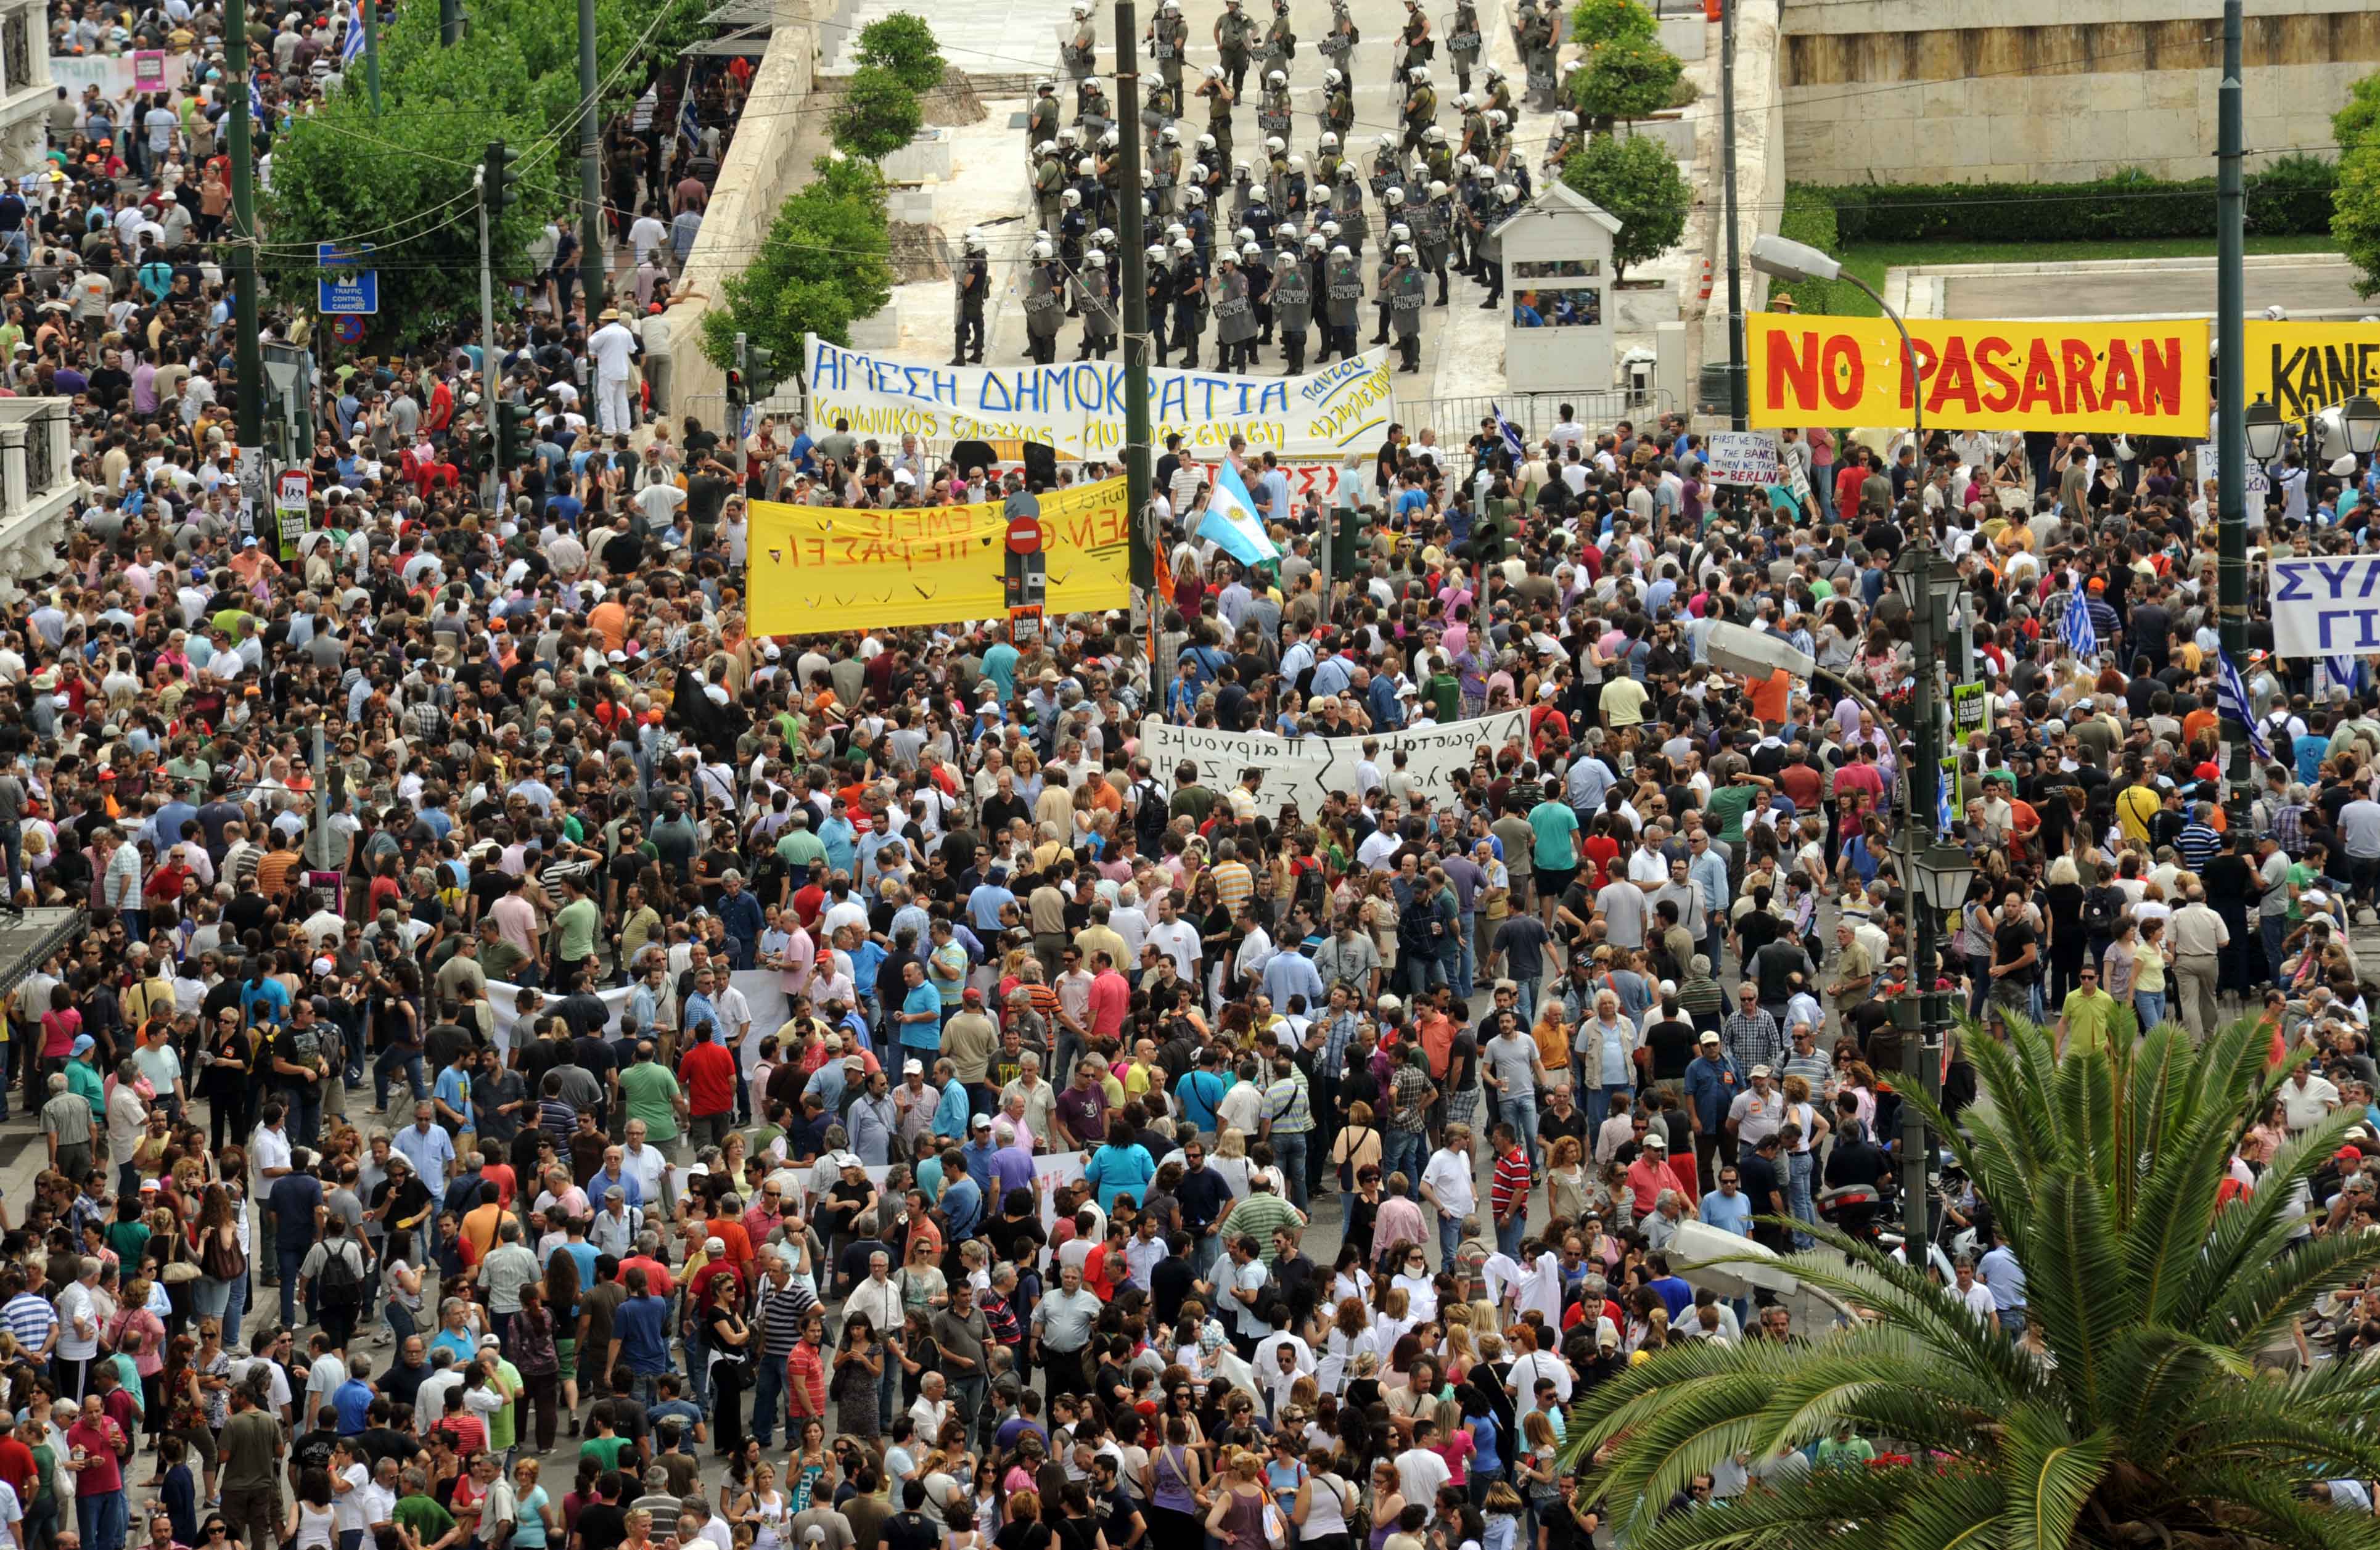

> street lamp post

[{"left": 1748, "top": 234, "right": 1924, "bottom": 490}]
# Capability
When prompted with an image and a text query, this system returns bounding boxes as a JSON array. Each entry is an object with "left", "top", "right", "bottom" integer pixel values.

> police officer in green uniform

[
  {"left": 1270, "top": 242, "right": 1312, "bottom": 375},
  {"left": 1034, "top": 141, "right": 1067, "bottom": 233},
  {"left": 1385, "top": 244, "right": 1427, "bottom": 372},
  {"left": 1024, "top": 240, "right": 1064, "bottom": 364},
  {"left": 1028, "top": 80, "right": 1061, "bottom": 153},
  {"left": 1446, "top": 0, "right": 1482, "bottom": 94},
  {"left": 1171, "top": 235, "right": 1209, "bottom": 368},
  {"left": 1148, "top": 0, "right": 1188, "bottom": 94},
  {"left": 1332, "top": 163, "right": 1367, "bottom": 262},
  {"left": 1521, "top": 1, "right": 1561, "bottom": 107},
  {"left": 1196, "top": 65, "right": 1235, "bottom": 166},
  {"left": 1320, "top": 70, "right": 1353, "bottom": 142},
  {"left": 1214, "top": 0, "right": 1257, "bottom": 98},
  {"left": 1323, "top": 242, "right": 1362, "bottom": 364},
  {"left": 1416, "top": 178, "right": 1453, "bottom": 305},
  {"left": 1063, "top": 0, "right": 1097, "bottom": 78},
  {"left": 1401, "top": 63, "right": 1437, "bottom": 154},
  {"left": 1075, "top": 249, "right": 1116, "bottom": 361},
  {"left": 1213, "top": 249, "right": 1256, "bottom": 373},
  {"left": 951, "top": 228, "right": 988, "bottom": 366},
  {"left": 1262, "top": 0, "right": 1296, "bottom": 78},
  {"left": 1151, "top": 123, "right": 1183, "bottom": 214}
]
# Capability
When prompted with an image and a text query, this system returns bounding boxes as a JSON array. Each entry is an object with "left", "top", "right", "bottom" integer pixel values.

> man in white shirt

[
  {"left": 1950, "top": 1256, "right": 1996, "bottom": 1327},
  {"left": 587, "top": 310, "right": 641, "bottom": 435},
  {"left": 1393, "top": 1433, "right": 1453, "bottom": 1522},
  {"left": 1419, "top": 1128, "right": 1477, "bottom": 1271}
]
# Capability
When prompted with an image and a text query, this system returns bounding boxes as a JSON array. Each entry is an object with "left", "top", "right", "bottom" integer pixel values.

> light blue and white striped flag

[
  {"left": 341, "top": 0, "right": 368, "bottom": 65},
  {"left": 2217, "top": 647, "right": 2272, "bottom": 763},
  {"left": 1491, "top": 403, "right": 1526, "bottom": 464},
  {"left": 2325, "top": 655, "right": 2360, "bottom": 697},
  {"left": 1196, "top": 460, "right": 1281, "bottom": 569},
  {"left": 2062, "top": 583, "right": 2097, "bottom": 658}
]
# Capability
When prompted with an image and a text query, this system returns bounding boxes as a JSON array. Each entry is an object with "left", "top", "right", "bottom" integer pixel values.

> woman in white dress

[{"left": 1315, "top": 1297, "right": 1376, "bottom": 1397}]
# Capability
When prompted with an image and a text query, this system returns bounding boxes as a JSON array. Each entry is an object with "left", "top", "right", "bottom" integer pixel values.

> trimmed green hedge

[
  {"left": 1799, "top": 157, "right": 2337, "bottom": 246},
  {"left": 1775, "top": 186, "right": 1849, "bottom": 314}
]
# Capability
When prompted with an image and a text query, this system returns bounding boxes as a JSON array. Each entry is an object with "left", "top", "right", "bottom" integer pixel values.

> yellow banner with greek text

[
  {"left": 2244, "top": 319, "right": 2380, "bottom": 430},
  {"left": 1747, "top": 313, "right": 2209, "bottom": 432},
  {"left": 745, "top": 477, "right": 1131, "bottom": 635}
]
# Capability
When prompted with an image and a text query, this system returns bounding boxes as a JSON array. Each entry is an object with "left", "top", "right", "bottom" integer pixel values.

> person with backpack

[{"left": 297, "top": 1216, "right": 371, "bottom": 1351}]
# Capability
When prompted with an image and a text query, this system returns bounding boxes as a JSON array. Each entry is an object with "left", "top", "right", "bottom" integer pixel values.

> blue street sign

[{"left": 316, "top": 241, "right": 379, "bottom": 315}]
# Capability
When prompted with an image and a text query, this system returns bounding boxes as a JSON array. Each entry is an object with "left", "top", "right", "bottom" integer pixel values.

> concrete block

[
  {"left": 1948, "top": 113, "right": 1995, "bottom": 167},
  {"left": 2124, "top": 107, "right": 2197, "bottom": 163},
  {"left": 1659, "top": 15, "right": 1707, "bottom": 60},
  {"left": 1625, "top": 115, "right": 1696, "bottom": 162},
  {"left": 1787, "top": 86, "right": 1842, "bottom": 124},
  {"left": 2143, "top": 70, "right": 2197, "bottom": 112},
  {"left": 878, "top": 128, "right": 953, "bottom": 183},
  {"left": 850, "top": 296, "right": 902, "bottom": 349},
  {"left": 1918, "top": 80, "right": 1966, "bottom": 120},
  {"left": 1614, "top": 282, "right": 1680, "bottom": 328}
]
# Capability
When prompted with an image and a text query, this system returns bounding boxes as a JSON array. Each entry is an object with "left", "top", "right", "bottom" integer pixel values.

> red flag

[{"left": 2265, "top": 1016, "right": 2288, "bottom": 1070}]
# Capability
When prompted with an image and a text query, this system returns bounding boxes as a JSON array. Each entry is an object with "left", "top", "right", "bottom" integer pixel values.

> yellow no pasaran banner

[
  {"left": 1746, "top": 313, "right": 2210, "bottom": 433},
  {"left": 745, "top": 477, "right": 1131, "bottom": 636}
]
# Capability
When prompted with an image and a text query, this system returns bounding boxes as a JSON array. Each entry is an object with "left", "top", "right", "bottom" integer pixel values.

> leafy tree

[
  {"left": 700, "top": 157, "right": 894, "bottom": 369},
  {"left": 1562, "top": 132, "right": 1686, "bottom": 282},
  {"left": 855, "top": 12, "right": 947, "bottom": 94},
  {"left": 1562, "top": 1011, "right": 2380, "bottom": 1550},
  {"left": 1567, "top": 0, "right": 1655, "bottom": 49},
  {"left": 832, "top": 66, "right": 924, "bottom": 160},
  {"left": 2337, "top": 72, "right": 2380, "bottom": 295},
  {"left": 1569, "top": 34, "right": 1681, "bottom": 127}
]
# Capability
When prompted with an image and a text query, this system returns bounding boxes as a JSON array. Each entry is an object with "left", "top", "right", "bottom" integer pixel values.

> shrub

[
  {"left": 832, "top": 65, "right": 922, "bottom": 160},
  {"left": 855, "top": 12, "right": 946, "bottom": 94},
  {"left": 1569, "top": 35, "right": 1682, "bottom": 126},
  {"left": 1797, "top": 159, "right": 2337, "bottom": 246},
  {"left": 1567, "top": 0, "right": 1654, "bottom": 48},
  {"left": 1563, "top": 131, "right": 1687, "bottom": 282},
  {"left": 1775, "top": 186, "right": 1847, "bottom": 314}
]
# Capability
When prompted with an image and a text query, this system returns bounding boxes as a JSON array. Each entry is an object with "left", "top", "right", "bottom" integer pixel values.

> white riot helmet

[
  {"left": 1241, "top": 242, "right": 1263, "bottom": 260},
  {"left": 1288, "top": 153, "right": 1307, "bottom": 171},
  {"left": 1455, "top": 91, "right": 1474, "bottom": 109},
  {"left": 1076, "top": 157, "right": 1096, "bottom": 175},
  {"left": 1062, "top": 187, "right": 1083, "bottom": 206},
  {"left": 1265, "top": 135, "right": 1286, "bottom": 155},
  {"left": 1557, "top": 110, "right": 1578, "bottom": 131},
  {"left": 1455, "top": 154, "right": 1477, "bottom": 173},
  {"left": 1495, "top": 182, "right": 1519, "bottom": 201},
  {"left": 1036, "top": 78, "right": 1057, "bottom": 94},
  {"left": 1486, "top": 109, "right": 1507, "bottom": 129},
  {"left": 1071, "top": 0, "right": 1090, "bottom": 14},
  {"left": 1036, "top": 139, "right": 1058, "bottom": 157},
  {"left": 1338, "top": 162, "right": 1358, "bottom": 179},
  {"left": 1234, "top": 161, "right": 1252, "bottom": 180},
  {"left": 1083, "top": 75, "right": 1103, "bottom": 93},
  {"left": 962, "top": 228, "right": 987, "bottom": 252},
  {"left": 1197, "top": 133, "right": 1217, "bottom": 152},
  {"left": 1101, "top": 128, "right": 1120, "bottom": 147},
  {"left": 1275, "top": 223, "right": 1299, "bottom": 241},
  {"left": 1236, "top": 226, "right": 1257, "bottom": 245},
  {"left": 1319, "top": 131, "right": 1340, "bottom": 150},
  {"left": 1036, "top": 228, "right": 1053, "bottom": 242},
  {"left": 1205, "top": 64, "right": 1225, "bottom": 80},
  {"left": 1147, "top": 244, "right": 1168, "bottom": 263},
  {"left": 1394, "top": 243, "right": 1414, "bottom": 258},
  {"left": 1385, "top": 187, "right": 1405, "bottom": 207},
  {"left": 1086, "top": 248, "right": 1107, "bottom": 266},
  {"left": 1218, "top": 248, "right": 1237, "bottom": 266},
  {"left": 1268, "top": 70, "right": 1286, "bottom": 88},
  {"left": 1173, "top": 237, "right": 1195, "bottom": 253},
  {"left": 1330, "top": 243, "right": 1352, "bottom": 259},
  {"left": 1389, "top": 223, "right": 1411, "bottom": 243},
  {"left": 1323, "top": 68, "right": 1343, "bottom": 88},
  {"left": 1408, "top": 64, "right": 1429, "bottom": 83},
  {"left": 1424, "top": 125, "right": 1446, "bottom": 144},
  {"left": 1321, "top": 219, "right": 1342, "bottom": 237},
  {"left": 1483, "top": 62, "right": 1503, "bottom": 80},
  {"left": 1033, "top": 239, "right": 1055, "bottom": 259},
  {"left": 2265, "top": 304, "right": 2289, "bottom": 321},
  {"left": 1160, "top": 126, "right": 1180, "bottom": 144},
  {"left": 1095, "top": 226, "right": 1115, "bottom": 246},
  {"left": 1378, "top": 133, "right": 1398, "bottom": 150},
  {"left": 1165, "top": 222, "right": 1189, "bottom": 240},
  {"left": 1305, "top": 233, "right": 1326, "bottom": 250},
  {"left": 1184, "top": 186, "right": 1207, "bottom": 205},
  {"left": 1426, "top": 179, "right": 1448, "bottom": 197}
]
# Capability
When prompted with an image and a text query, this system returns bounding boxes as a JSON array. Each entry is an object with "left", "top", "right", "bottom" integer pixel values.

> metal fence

[{"left": 1403, "top": 388, "right": 1679, "bottom": 485}]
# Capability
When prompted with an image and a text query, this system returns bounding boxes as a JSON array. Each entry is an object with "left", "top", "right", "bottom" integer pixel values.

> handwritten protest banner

[{"left": 1141, "top": 710, "right": 1530, "bottom": 822}]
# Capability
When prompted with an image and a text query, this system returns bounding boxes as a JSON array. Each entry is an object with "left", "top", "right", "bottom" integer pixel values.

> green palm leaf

[{"left": 1996, "top": 1402, "right": 2112, "bottom": 1550}]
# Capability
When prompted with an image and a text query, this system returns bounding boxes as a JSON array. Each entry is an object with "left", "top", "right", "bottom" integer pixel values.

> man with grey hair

[
  {"left": 591, "top": 1187, "right": 642, "bottom": 1257},
  {"left": 39, "top": 1072, "right": 91, "bottom": 1179},
  {"left": 1643, "top": 1189, "right": 1688, "bottom": 1253}
]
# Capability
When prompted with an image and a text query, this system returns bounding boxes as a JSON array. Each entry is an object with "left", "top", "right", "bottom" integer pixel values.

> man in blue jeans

[
  {"left": 607, "top": 1265, "right": 671, "bottom": 1406},
  {"left": 266, "top": 1149, "right": 325, "bottom": 1331}
]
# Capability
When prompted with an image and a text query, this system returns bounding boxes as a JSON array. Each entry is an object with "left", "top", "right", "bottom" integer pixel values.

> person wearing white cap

[{"left": 587, "top": 308, "right": 640, "bottom": 434}]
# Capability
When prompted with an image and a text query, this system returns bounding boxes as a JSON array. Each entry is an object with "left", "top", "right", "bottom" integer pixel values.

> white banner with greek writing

[
  {"left": 1140, "top": 710, "right": 1531, "bottom": 822},
  {"left": 2272, "top": 556, "right": 2380, "bottom": 658},
  {"left": 805, "top": 336, "right": 1397, "bottom": 457}
]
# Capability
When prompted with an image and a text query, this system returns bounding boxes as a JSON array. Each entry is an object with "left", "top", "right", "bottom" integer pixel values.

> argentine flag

[{"left": 1197, "top": 461, "right": 1281, "bottom": 569}]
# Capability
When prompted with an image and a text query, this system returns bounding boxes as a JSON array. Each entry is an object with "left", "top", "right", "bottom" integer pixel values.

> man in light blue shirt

[
  {"left": 1700, "top": 1170, "right": 1753, "bottom": 1237},
  {"left": 967, "top": 869, "right": 1017, "bottom": 933},
  {"left": 393, "top": 1104, "right": 458, "bottom": 1204},
  {"left": 1976, "top": 1226, "right": 2028, "bottom": 1335}
]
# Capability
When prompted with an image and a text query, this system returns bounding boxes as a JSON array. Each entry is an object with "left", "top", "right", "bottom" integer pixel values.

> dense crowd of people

[{"left": 7, "top": 6, "right": 2380, "bottom": 1550}]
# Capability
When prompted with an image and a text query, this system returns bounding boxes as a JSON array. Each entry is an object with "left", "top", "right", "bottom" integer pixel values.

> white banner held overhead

[
  {"left": 1140, "top": 710, "right": 1530, "bottom": 822},
  {"left": 1704, "top": 431, "right": 1780, "bottom": 487},
  {"left": 2196, "top": 441, "right": 2270, "bottom": 499},
  {"left": 2271, "top": 555, "right": 2380, "bottom": 658},
  {"left": 805, "top": 336, "right": 1397, "bottom": 457}
]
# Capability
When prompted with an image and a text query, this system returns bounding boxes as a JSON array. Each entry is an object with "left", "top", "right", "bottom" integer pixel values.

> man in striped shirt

[
  {"left": 749, "top": 1249, "right": 816, "bottom": 1448},
  {"left": 1490, "top": 1120, "right": 1531, "bottom": 1260},
  {"left": 0, "top": 1269, "right": 55, "bottom": 1365}
]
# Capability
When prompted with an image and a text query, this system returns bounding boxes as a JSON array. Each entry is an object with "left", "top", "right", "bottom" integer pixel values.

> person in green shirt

[
  {"left": 485, "top": 1351, "right": 525, "bottom": 1457},
  {"left": 393, "top": 1475, "right": 458, "bottom": 1544},
  {"left": 2056, "top": 964, "right": 2119, "bottom": 1059},
  {"left": 578, "top": 1410, "right": 633, "bottom": 1470},
  {"left": 1525, "top": 784, "right": 1578, "bottom": 925},
  {"left": 1704, "top": 772, "right": 1767, "bottom": 847},
  {"left": 68, "top": 1041, "right": 105, "bottom": 1124},
  {"left": 551, "top": 875, "right": 601, "bottom": 978},
  {"left": 616, "top": 1046, "right": 686, "bottom": 1148},
  {"left": 775, "top": 814, "right": 827, "bottom": 875},
  {"left": 1815, "top": 1421, "right": 1876, "bottom": 1469}
]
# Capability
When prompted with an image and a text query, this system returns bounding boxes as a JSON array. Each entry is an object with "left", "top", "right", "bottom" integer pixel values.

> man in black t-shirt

[{"left": 1990, "top": 885, "right": 2038, "bottom": 1023}]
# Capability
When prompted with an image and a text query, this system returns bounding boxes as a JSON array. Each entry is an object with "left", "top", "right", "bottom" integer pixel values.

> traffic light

[
  {"left": 469, "top": 424, "right": 495, "bottom": 475},
  {"left": 726, "top": 331, "right": 747, "bottom": 413},
  {"left": 483, "top": 141, "right": 519, "bottom": 216},
  {"left": 745, "top": 343, "right": 779, "bottom": 402},
  {"left": 497, "top": 401, "right": 535, "bottom": 472},
  {"left": 1331, "top": 503, "right": 1364, "bottom": 583}
]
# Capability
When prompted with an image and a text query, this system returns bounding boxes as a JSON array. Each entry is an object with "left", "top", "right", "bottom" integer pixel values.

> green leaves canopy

[
  {"left": 699, "top": 155, "right": 893, "bottom": 371},
  {"left": 1561, "top": 131, "right": 1686, "bottom": 282},
  {"left": 2337, "top": 72, "right": 2380, "bottom": 296},
  {"left": 1561, "top": 1011, "right": 2380, "bottom": 1550}
]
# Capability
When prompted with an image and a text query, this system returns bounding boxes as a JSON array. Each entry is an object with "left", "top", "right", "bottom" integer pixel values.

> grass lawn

[{"left": 1804, "top": 236, "right": 2344, "bottom": 316}]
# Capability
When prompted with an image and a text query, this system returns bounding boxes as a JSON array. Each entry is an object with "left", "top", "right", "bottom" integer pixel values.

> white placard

[
  {"left": 1140, "top": 709, "right": 1530, "bottom": 823},
  {"left": 1705, "top": 430, "right": 1780, "bottom": 487},
  {"left": 2196, "top": 441, "right": 2270, "bottom": 498},
  {"left": 2271, "top": 555, "right": 2380, "bottom": 658}
]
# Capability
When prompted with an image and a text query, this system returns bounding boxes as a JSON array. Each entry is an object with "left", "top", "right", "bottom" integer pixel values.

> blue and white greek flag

[
  {"left": 1492, "top": 403, "right": 1526, "bottom": 464},
  {"left": 341, "top": 0, "right": 368, "bottom": 65},
  {"left": 2325, "top": 655, "right": 2360, "bottom": 697},
  {"left": 2062, "top": 584, "right": 2097, "bottom": 658},
  {"left": 2217, "top": 648, "right": 2271, "bottom": 763},
  {"left": 248, "top": 79, "right": 266, "bottom": 125}
]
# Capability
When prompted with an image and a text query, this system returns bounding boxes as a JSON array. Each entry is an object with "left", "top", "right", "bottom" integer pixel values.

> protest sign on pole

[{"left": 1704, "top": 431, "right": 1780, "bottom": 487}]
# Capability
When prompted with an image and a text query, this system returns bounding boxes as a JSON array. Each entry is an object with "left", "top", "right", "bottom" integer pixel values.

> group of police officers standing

[{"left": 953, "top": 0, "right": 1587, "bottom": 374}]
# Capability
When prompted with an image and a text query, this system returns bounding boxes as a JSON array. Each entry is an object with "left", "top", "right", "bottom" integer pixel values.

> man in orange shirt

[{"left": 676, "top": 1022, "right": 739, "bottom": 1152}]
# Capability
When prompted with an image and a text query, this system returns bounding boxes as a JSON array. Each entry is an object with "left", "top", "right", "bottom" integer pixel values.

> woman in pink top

[{"left": 40, "top": 982, "right": 81, "bottom": 1061}]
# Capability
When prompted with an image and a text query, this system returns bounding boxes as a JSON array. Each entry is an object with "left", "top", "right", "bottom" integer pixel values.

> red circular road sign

[{"left": 1006, "top": 515, "right": 1043, "bottom": 554}]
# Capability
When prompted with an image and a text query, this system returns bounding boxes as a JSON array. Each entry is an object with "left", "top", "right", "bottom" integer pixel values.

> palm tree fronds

[{"left": 1995, "top": 1403, "right": 2112, "bottom": 1550}]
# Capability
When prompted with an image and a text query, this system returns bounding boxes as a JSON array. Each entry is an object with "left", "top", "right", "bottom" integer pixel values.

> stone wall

[{"left": 1778, "top": 2, "right": 2376, "bottom": 184}]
